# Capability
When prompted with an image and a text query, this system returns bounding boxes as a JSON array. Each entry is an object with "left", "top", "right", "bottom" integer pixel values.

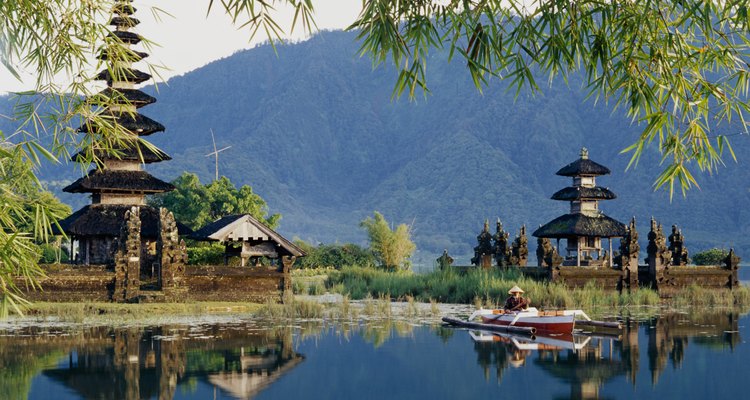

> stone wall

[
  {"left": 184, "top": 265, "right": 288, "bottom": 303},
  {"left": 21, "top": 265, "right": 114, "bottom": 302}
]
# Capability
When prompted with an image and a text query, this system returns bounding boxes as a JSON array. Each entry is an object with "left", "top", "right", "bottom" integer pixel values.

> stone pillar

[
  {"left": 646, "top": 217, "right": 672, "bottom": 290},
  {"left": 668, "top": 225, "right": 689, "bottom": 266},
  {"left": 618, "top": 217, "right": 640, "bottom": 290},
  {"left": 724, "top": 248, "right": 741, "bottom": 289},
  {"left": 281, "top": 255, "right": 296, "bottom": 295},
  {"left": 113, "top": 207, "right": 141, "bottom": 302},
  {"left": 492, "top": 219, "right": 510, "bottom": 268},
  {"left": 158, "top": 208, "right": 187, "bottom": 301}
]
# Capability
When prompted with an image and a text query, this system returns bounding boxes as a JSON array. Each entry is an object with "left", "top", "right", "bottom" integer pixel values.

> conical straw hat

[{"left": 508, "top": 285, "right": 524, "bottom": 294}]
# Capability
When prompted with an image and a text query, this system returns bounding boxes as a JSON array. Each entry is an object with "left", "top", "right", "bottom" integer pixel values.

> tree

[
  {"left": 149, "top": 172, "right": 280, "bottom": 231},
  {"left": 360, "top": 211, "right": 416, "bottom": 271},
  {"left": 0, "top": 147, "right": 70, "bottom": 316},
  {"left": 692, "top": 248, "right": 729, "bottom": 266},
  {"left": 294, "top": 240, "right": 376, "bottom": 269}
]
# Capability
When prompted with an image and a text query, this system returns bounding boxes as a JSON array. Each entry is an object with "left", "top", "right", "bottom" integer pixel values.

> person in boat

[{"left": 504, "top": 285, "right": 530, "bottom": 312}]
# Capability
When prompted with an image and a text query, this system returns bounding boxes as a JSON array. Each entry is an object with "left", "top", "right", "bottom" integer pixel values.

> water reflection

[
  {"left": 466, "top": 312, "right": 742, "bottom": 399},
  {"left": 0, "top": 324, "right": 303, "bottom": 400},
  {"left": 0, "top": 312, "right": 746, "bottom": 400}
]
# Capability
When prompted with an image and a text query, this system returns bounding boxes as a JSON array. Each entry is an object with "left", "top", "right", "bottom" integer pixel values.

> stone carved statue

[
  {"left": 668, "top": 224, "right": 689, "bottom": 266},
  {"left": 510, "top": 225, "right": 528, "bottom": 266},
  {"left": 536, "top": 231, "right": 562, "bottom": 267},
  {"left": 436, "top": 249, "right": 454, "bottom": 271},
  {"left": 493, "top": 219, "right": 511, "bottom": 267},
  {"left": 472, "top": 220, "right": 494, "bottom": 266}
]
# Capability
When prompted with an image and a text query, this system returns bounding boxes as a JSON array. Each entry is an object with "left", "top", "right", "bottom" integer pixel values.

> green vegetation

[
  {"left": 327, "top": 266, "right": 750, "bottom": 310},
  {"left": 294, "top": 241, "right": 375, "bottom": 269},
  {"left": 149, "top": 172, "right": 280, "bottom": 231},
  {"left": 692, "top": 248, "right": 730, "bottom": 266},
  {"left": 360, "top": 212, "right": 416, "bottom": 271}
]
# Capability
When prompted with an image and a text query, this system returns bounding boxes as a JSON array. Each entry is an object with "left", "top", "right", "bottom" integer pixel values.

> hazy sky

[{"left": 0, "top": 0, "right": 361, "bottom": 93}]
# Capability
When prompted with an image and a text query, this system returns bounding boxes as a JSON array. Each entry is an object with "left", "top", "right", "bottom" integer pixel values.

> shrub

[
  {"left": 187, "top": 243, "right": 226, "bottom": 265},
  {"left": 294, "top": 241, "right": 376, "bottom": 269},
  {"left": 692, "top": 248, "right": 729, "bottom": 266}
]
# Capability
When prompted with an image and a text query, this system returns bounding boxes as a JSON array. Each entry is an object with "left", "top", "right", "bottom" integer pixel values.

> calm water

[{"left": 1, "top": 312, "right": 748, "bottom": 400}]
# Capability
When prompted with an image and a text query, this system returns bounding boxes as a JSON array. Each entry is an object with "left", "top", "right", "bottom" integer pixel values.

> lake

[{"left": 2, "top": 310, "right": 747, "bottom": 400}]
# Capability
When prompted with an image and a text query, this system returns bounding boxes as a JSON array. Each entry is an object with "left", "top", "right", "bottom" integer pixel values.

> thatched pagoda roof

[
  {"left": 556, "top": 158, "right": 611, "bottom": 177},
  {"left": 97, "top": 49, "right": 148, "bottom": 62},
  {"left": 109, "top": 16, "right": 140, "bottom": 27},
  {"left": 108, "top": 30, "right": 141, "bottom": 45},
  {"left": 113, "top": 3, "right": 136, "bottom": 15},
  {"left": 533, "top": 213, "right": 626, "bottom": 238},
  {"left": 95, "top": 67, "right": 151, "bottom": 84},
  {"left": 191, "top": 214, "right": 306, "bottom": 257},
  {"left": 97, "top": 88, "right": 156, "bottom": 108},
  {"left": 71, "top": 145, "right": 171, "bottom": 164},
  {"left": 76, "top": 111, "right": 165, "bottom": 136},
  {"left": 63, "top": 169, "right": 174, "bottom": 194},
  {"left": 551, "top": 186, "right": 617, "bottom": 201},
  {"left": 57, "top": 204, "right": 191, "bottom": 237}
]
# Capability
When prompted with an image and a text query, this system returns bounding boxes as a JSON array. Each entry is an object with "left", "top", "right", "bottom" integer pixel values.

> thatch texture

[
  {"left": 97, "top": 88, "right": 156, "bottom": 108},
  {"left": 551, "top": 186, "right": 617, "bottom": 201},
  {"left": 556, "top": 158, "right": 611, "bottom": 177},
  {"left": 108, "top": 30, "right": 141, "bottom": 45},
  {"left": 63, "top": 169, "right": 174, "bottom": 194},
  {"left": 57, "top": 205, "right": 191, "bottom": 237},
  {"left": 95, "top": 67, "right": 151, "bottom": 84},
  {"left": 76, "top": 111, "right": 165, "bottom": 136},
  {"left": 109, "top": 16, "right": 140, "bottom": 27},
  {"left": 191, "top": 214, "right": 306, "bottom": 257},
  {"left": 97, "top": 49, "right": 148, "bottom": 62},
  {"left": 533, "top": 213, "right": 626, "bottom": 238},
  {"left": 71, "top": 145, "right": 171, "bottom": 164},
  {"left": 113, "top": 4, "right": 136, "bottom": 15}
]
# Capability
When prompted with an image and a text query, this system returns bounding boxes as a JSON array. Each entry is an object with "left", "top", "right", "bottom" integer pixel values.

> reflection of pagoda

[
  {"left": 59, "top": 0, "right": 180, "bottom": 267},
  {"left": 533, "top": 148, "right": 626, "bottom": 267}
]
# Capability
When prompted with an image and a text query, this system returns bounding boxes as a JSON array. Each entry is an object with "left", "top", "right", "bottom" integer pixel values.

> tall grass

[{"left": 327, "top": 266, "right": 667, "bottom": 309}]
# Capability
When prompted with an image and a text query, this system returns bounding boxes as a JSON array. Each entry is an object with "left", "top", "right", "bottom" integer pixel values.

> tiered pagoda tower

[
  {"left": 59, "top": 1, "right": 177, "bottom": 266},
  {"left": 533, "top": 148, "right": 626, "bottom": 267}
]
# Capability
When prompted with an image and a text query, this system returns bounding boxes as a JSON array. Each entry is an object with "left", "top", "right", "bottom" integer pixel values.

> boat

[
  {"left": 468, "top": 330, "right": 591, "bottom": 351},
  {"left": 468, "top": 307, "right": 593, "bottom": 334}
]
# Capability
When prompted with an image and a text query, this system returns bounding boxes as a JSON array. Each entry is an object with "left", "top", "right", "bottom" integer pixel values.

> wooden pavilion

[
  {"left": 533, "top": 148, "right": 626, "bottom": 267},
  {"left": 190, "top": 214, "right": 306, "bottom": 269}
]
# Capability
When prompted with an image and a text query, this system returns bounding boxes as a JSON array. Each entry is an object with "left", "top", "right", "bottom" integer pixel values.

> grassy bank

[
  {"left": 326, "top": 266, "right": 750, "bottom": 310},
  {"left": 18, "top": 302, "right": 264, "bottom": 324}
]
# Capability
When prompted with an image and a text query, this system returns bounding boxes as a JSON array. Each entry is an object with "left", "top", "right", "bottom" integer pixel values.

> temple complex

[
  {"left": 533, "top": 148, "right": 626, "bottom": 267},
  {"left": 58, "top": 0, "right": 180, "bottom": 270}
]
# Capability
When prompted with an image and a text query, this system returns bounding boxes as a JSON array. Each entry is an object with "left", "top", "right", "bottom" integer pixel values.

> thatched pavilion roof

[
  {"left": 71, "top": 145, "right": 171, "bottom": 164},
  {"left": 57, "top": 204, "right": 191, "bottom": 237},
  {"left": 109, "top": 16, "right": 140, "bottom": 27},
  {"left": 532, "top": 213, "right": 626, "bottom": 238},
  {"left": 63, "top": 169, "right": 174, "bottom": 194},
  {"left": 556, "top": 158, "right": 611, "bottom": 177},
  {"left": 108, "top": 30, "right": 141, "bottom": 45},
  {"left": 97, "top": 88, "right": 156, "bottom": 108},
  {"left": 76, "top": 111, "right": 165, "bottom": 136},
  {"left": 97, "top": 49, "right": 148, "bottom": 62},
  {"left": 551, "top": 186, "right": 617, "bottom": 201},
  {"left": 190, "top": 214, "right": 306, "bottom": 257},
  {"left": 95, "top": 67, "right": 151, "bottom": 84}
]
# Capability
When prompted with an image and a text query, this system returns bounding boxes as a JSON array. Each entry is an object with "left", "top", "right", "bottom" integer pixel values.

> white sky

[{"left": 0, "top": 0, "right": 361, "bottom": 93}]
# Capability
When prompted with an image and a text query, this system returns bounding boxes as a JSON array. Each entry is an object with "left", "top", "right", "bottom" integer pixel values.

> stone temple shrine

[{"left": 533, "top": 148, "right": 626, "bottom": 267}]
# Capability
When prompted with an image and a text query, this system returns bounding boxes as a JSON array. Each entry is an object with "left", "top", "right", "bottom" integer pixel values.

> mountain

[{"left": 2, "top": 30, "right": 750, "bottom": 263}]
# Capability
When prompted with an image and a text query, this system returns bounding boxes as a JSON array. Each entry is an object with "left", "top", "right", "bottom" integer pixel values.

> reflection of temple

[
  {"left": 0, "top": 325, "right": 303, "bottom": 400},
  {"left": 467, "top": 312, "right": 743, "bottom": 399}
]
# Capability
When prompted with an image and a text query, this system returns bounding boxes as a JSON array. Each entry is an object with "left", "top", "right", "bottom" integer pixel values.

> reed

[{"left": 326, "top": 266, "right": 741, "bottom": 310}]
